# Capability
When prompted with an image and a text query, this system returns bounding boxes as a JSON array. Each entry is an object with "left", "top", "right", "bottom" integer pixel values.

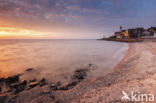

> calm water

[{"left": 0, "top": 39, "right": 128, "bottom": 83}]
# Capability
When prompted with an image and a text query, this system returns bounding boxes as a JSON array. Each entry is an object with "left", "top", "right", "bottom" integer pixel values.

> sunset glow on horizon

[
  {"left": 0, "top": 27, "right": 56, "bottom": 39},
  {"left": 1, "top": 0, "right": 156, "bottom": 39}
]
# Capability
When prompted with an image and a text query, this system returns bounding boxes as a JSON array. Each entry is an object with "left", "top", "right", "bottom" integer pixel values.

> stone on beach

[
  {"left": 5, "top": 75, "right": 19, "bottom": 85},
  {"left": 0, "top": 86, "right": 1, "bottom": 92},
  {"left": 89, "top": 63, "right": 92, "bottom": 67},
  {"left": 13, "top": 80, "right": 27, "bottom": 94},
  {"left": 29, "top": 81, "right": 38, "bottom": 88},
  {"left": 10, "top": 80, "right": 27, "bottom": 88},
  {"left": 8, "top": 98, "right": 16, "bottom": 103},
  {"left": 0, "top": 95, "right": 7, "bottom": 103},
  {"left": 73, "top": 69, "right": 87, "bottom": 81},
  {"left": 0, "top": 78, "right": 5, "bottom": 83},
  {"left": 49, "top": 95, "right": 55, "bottom": 100},
  {"left": 39, "top": 78, "right": 47, "bottom": 87},
  {"left": 56, "top": 81, "right": 61, "bottom": 86},
  {"left": 29, "top": 79, "right": 37, "bottom": 83},
  {"left": 52, "top": 68, "right": 89, "bottom": 91},
  {"left": 0, "top": 65, "right": 93, "bottom": 102},
  {"left": 25, "top": 68, "right": 33, "bottom": 72},
  {"left": 50, "top": 84, "right": 58, "bottom": 91},
  {"left": 59, "top": 81, "right": 78, "bottom": 90}
]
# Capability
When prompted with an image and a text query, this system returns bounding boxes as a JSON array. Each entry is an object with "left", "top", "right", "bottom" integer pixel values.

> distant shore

[{"left": 99, "top": 37, "right": 156, "bottom": 43}]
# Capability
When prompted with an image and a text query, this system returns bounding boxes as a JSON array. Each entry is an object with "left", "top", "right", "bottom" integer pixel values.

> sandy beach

[
  {"left": 73, "top": 40, "right": 156, "bottom": 103},
  {"left": 1, "top": 40, "right": 156, "bottom": 103}
]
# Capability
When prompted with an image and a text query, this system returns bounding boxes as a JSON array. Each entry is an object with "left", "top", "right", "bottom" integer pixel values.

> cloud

[{"left": 0, "top": 0, "right": 156, "bottom": 38}]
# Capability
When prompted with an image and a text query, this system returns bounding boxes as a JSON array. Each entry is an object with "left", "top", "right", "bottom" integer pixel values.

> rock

[
  {"left": 8, "top": 96, "right": 17, "bottom": 103},
  {"left": 40, "top": 78, "right": 45, "bottom": 82},
  {"left": 22, "top": 80, "right": 27, "bottom": 85},
  {"left": 29, "top": 81, "right": 38, "bottom": 88},
  {"left": 29, "top": 79, "right": 36, "bottom": 83},
  {"left": 50, "top": 84, "right": 56, "bottom": 88},
  {"left": 56, "top": 81, "right": 61, "bottom": 86},
  {"left": 7, "top": 89, "right": 13, "bottom": 93},
  {"left": 89, "top": 63, "right": 92, "bottom": 67},
  {"left": 66, "top": 81, "right": 78, "bottom": 89},
  {"left": 58, "top": 69, "right": 88, "bottom": 91},
  {"left": 50, "top": 84, "right": 58, "bottom": 91},
  {"left": 17, "top": 73, "right": 23, "bottom": 76},
  {"left": 49, "top": 69, "right": 88, "bottom": 91},
  {"left": 10, "top": 83, "right": 19, "bottom": 88},
  {"left": 26, "top": 87, "right": 31, "bottom": 90},
  {"left": 56, "top": 100, "right": 60, "bottom": 103},
  {"left": 0, "top": 78, "right": 5, "bottom": 83},
  {"left": 39, "top": 82, "right": 47, "bottom": 87},
  {"left": 49, "top": 95, "right": 55, "bottom": 100},
  {"left": 0, "top": 86, "right": 1, "bottom": 92},
  {"left": 41, "top": 90, "right": 50, "bottom": 94},
  {"left": 0, "top": 95, "right": 7, "bottom": 103},
  {"left": 14, "top": 86, "right": 25, "bottom": 94},
  {"left": 25, "top": 68, "right": 33, "bottom": 72},
  {"left": 5, "top": 75, "right": 19, "bottom": 85},
  {"left": 11, "top": 80, "right": 27, "bottom": 88},
  {"left": 12, "top": 95, "right": 18, "bottom": 100},
  {"left": 59, "top": 81, "right": 78, "bottom": 90},
  {"left": 59, "top": 86, "right": 68, "bottom": 90},
  {"left": 14, "top": 80, "right": 27, "bottom": 94},
  {"left": 8, "top": 99, "right": 16, "bottom": 103},
  {"left": 39, "top": 78, "right": 47, "bottom": 87},
  {"left": 73, "top": 69, "right": 87, "bottom": 80}
]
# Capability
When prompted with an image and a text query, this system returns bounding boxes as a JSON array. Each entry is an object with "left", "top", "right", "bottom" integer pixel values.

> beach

[
  {"left": 72, "top": 40, "right": 156, "bottom": 103},
  {"left": 1, "top": 40, "right": 156, "bottom": 103}
]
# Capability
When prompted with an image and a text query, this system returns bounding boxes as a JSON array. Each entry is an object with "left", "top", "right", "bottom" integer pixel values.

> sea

[{"left": 0, "top": 39, "right": 128, "bottom": 83}]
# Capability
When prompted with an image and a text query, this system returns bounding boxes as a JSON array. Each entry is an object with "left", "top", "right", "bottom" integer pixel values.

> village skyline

[{"left": 114, "top": 26, "right": 156, "bottom": 39}]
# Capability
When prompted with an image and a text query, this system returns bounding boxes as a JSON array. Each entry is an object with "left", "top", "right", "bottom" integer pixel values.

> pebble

[
  {"left": 0, "top": 95, "right": 7, "bottom": 103},
  {"left": 25, "top": 68, "right": 33, "bottom": 72}
]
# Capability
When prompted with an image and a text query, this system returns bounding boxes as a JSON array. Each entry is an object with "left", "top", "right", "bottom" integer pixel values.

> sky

[{"left": 0, "top": 0, "right": 156, "bottom": 39}]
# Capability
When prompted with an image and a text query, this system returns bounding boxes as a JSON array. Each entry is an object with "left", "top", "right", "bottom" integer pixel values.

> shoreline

[
  {"left": 114, "top": 43, "right": 131, "bottom": 70},
  {"left": 98, "top": 38, "right": 144, "bottom": 42},
  {"left": 74, "top": 40, "right": 156, "bottom": 103}
]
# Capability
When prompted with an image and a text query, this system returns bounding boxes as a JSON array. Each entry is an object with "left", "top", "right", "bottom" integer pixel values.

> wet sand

[{"left": 2, "top": 40, "right": 156, "bottom": 103}]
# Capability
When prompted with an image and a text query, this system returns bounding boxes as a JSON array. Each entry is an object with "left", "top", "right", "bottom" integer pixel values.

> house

[
  {"left": 123, "top": 30, "right": 129, "bottom": 39},
  {"left": 115, "top": 27, "right": 145, "bottom": 39},
  {"left": 114, "top": 26, "right": 156, "bottom": 39},
  {"left": 147, "top": 27, "right": 156, "bottom": 36},
  {"left": 115, "top": 32, "right": 122, "bottom": 38},
  {"left": 115, "top": 30, "right": 126, "bottom": 38},
  {"left": 128, "top": 27, "right": 145, "bottom": 38}
]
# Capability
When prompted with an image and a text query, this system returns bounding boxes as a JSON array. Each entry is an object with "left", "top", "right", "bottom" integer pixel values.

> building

[
  {"left": 115, "top": 32, "right": 122, "bottom": 38},
  {"left": 128, "top": 27, "right": 145, "bottom": 38},
  {"left": 147, "top": 27, "right": 156, "bottom": 36},
  {"left": 115, "top": 27, "right": 146, "bottom": 39}
]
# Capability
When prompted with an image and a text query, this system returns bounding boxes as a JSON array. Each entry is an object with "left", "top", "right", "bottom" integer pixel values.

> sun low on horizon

[{"left": 0, "top": 0, "right": 156, "bottom": 39}]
